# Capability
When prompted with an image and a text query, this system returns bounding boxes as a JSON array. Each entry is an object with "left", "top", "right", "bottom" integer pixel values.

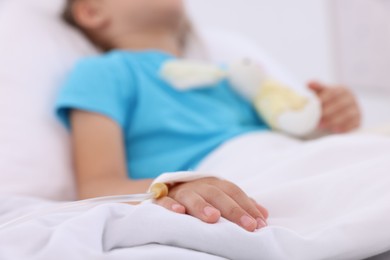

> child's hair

[
  {"left": 61, "top": 0, "right": 190, "bottom": 52},
  {"left": 63, "top": 0, "right": 77, "bottom": 28}
]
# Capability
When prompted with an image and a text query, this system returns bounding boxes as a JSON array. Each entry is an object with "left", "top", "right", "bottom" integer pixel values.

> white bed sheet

[
  {"left": 1, "top": 133, "right": 389, "bottom": 260},
  {"left": 0, "top": 1, "right": 389, "bottom": 259},
  {"left": 357, "top": 90, "right": 390, "bottom": 128}
]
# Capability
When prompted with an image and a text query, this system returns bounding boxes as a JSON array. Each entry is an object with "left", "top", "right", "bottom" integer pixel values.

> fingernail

[
  {"left": 172, "top": 204, "right": 184, "bottom": 212},
  {"left": 256, "top": 218, "right": 267, "bottom": 229},
  {"left": 240, "top": 215, "right": 256, "bottom": 228},
  {"left": 203, "top": 206, "right": 218, "bottom": 217}
]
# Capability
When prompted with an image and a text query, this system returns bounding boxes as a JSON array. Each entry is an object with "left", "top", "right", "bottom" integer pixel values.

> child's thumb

[{"left": 308, "top": 81, "right": 325, "bottom": 93}]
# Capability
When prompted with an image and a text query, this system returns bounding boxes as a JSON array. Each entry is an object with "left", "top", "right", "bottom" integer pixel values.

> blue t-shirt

[{"left": 56, "top": 50, "right": 268, "bottom": 179}]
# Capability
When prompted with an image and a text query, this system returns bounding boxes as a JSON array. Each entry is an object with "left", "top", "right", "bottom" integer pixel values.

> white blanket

[{"left": 1, "top": 133, "right": 390, "bottom": 260}]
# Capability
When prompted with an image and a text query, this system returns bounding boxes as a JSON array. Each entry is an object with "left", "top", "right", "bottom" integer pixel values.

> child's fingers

[
  {"left": 308, "top": 81, "right": 326, "bottom": 93},
  {"left": 215, "top": 180, "right": 267, "bottom": 227},
  {"left": 318, "top": 88, "right": 345, "bottom": 107},
  {"left": 325, "top": 108, "right": 361, "bottom": 133},
  {"left": 321, "top": 95, "right": 361, "bottom": 132},
  {"left": 251, "top": 198, "right": 269, "bottom": 219},
  {"left": 155, "top": 196, "right": 186, "bottom": 214},
  {"left": 172, "top": 189, "right": 221, "bottom": 224},
  {"left": 337, "top": 118, "right": 361, "bottom": 133},
  {"left": 321, "top": 95, "right": 354, "bottom": 120},
  {"left": 167, "top": 178, "right": 269, "bottom": 232},
  {"left": 196, "top": 185, "right": 259, "bottom": 232},
  {"left": 325, "top": 108, "right": 360, "bottom": 133}
]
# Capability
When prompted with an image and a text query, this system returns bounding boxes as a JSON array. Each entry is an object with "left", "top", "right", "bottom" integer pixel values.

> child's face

[
  {"left": 74, "top": 0, "right": 186, "bottom": 48},
  {"left": 106, "top": 0, "right": 184, "bottom": 15},
  {"left": 95, "top": 0, "right": 185, "bottom": 29}
]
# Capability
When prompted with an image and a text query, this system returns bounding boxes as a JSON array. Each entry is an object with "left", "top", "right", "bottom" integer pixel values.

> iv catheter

[{"left": 0, "top": 183, "right": 169, "bottom": 231}]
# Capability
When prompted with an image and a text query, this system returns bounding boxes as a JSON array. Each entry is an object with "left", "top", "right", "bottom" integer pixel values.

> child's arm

[
  {"left": 71, "top": 110, "right": 268, "bottom": 232},
  {"left": 70, "top": 110, "right": 153, "bottom": 199}
]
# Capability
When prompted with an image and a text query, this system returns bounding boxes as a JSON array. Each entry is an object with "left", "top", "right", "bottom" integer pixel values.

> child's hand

[
  {"left": 309, "top": 82, "right": 362, "bottom": 133},
  {"left": 155, "top": 177, "right": 269, "bottom": 232}
]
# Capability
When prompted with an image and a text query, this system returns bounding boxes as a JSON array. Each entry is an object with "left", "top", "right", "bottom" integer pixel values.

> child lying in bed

[{"left": 56, "top": 0, "right": 362, "bottom": 232}]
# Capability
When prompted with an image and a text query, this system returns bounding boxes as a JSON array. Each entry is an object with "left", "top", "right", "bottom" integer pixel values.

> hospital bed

[{"left": 0, "top": 0, "right": 390, "bottom": 259}]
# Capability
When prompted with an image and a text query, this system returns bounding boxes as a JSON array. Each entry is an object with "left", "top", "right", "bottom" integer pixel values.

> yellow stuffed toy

[
  {"left": 160, "top": 58, "right": 322, "bottom": 137},
  {"left": 227, "top": 59, "right": 322, "bottom": 137}
]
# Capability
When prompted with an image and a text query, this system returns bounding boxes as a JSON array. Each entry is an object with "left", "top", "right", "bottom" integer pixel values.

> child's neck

[{"left": 111, "top": 29, "right": 185, "bottom": 57}]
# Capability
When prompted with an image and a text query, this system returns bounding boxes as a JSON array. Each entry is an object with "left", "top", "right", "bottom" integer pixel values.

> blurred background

[
  {"left": 0, "top": 0, "right": 388, "bottom": 128},
  {"left": 187, "top": 0, "right": 390, "bottom": 127}
]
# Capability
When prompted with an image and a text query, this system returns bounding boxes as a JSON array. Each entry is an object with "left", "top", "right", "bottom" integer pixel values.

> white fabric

[
  {"left": 356, "top": 90, "right": 390, "bottom": 128},
  {"left": 148, "top": 171, "right": 219, "bottom": 192},
  {"left": 1, "top": 133, "right": 390, "bottom": 260},
  {"left": 1, "top": 1, "right": 390, "bottom": 258}
]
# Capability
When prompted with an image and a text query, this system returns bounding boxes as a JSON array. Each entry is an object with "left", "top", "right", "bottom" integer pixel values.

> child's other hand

[
  {"left": 155, "top": 177, "right": 269, "bottom": 232},
  {"left": 309, "top": 82, "right": 362, "bottom": 133}
]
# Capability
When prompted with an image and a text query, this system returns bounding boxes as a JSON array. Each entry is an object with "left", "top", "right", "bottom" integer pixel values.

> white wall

[
  {"left": 332, "top": 0, "right": 390, "bottom": 94},
  {"left": 186, "top": 0, "right": 335, "bottom": 84},
  {"left": 186, "top": 0, "right": 390, "bottom": 127}
]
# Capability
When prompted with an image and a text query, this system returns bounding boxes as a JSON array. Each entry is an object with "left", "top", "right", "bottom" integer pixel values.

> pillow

[
  {"left": 0, "top": 0, "right": 97, "bottom": 200},
  {"left": 195, "top": 27, "right": 302, "bottom": 90},
  {"left": 0, "top": 0, "right": 295, "bottom": 201}
]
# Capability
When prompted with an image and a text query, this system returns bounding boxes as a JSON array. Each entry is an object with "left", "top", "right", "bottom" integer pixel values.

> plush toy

[
  {"left": 160, "top": 59, "right": 322, "bottom": 137},
  {"left": 227, "top": 59, "right": 322, "bottom": 137}
]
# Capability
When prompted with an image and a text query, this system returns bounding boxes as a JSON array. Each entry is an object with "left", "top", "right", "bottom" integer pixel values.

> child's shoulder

[
  {"left": 70, "top": 51, "right": 138, "bottom": 81},
  {"left": 75, "top": 51, "right": 127, "bottom": 69},
  {"left": 73, "top": 50, "right": 170, "bottom": 74}
]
